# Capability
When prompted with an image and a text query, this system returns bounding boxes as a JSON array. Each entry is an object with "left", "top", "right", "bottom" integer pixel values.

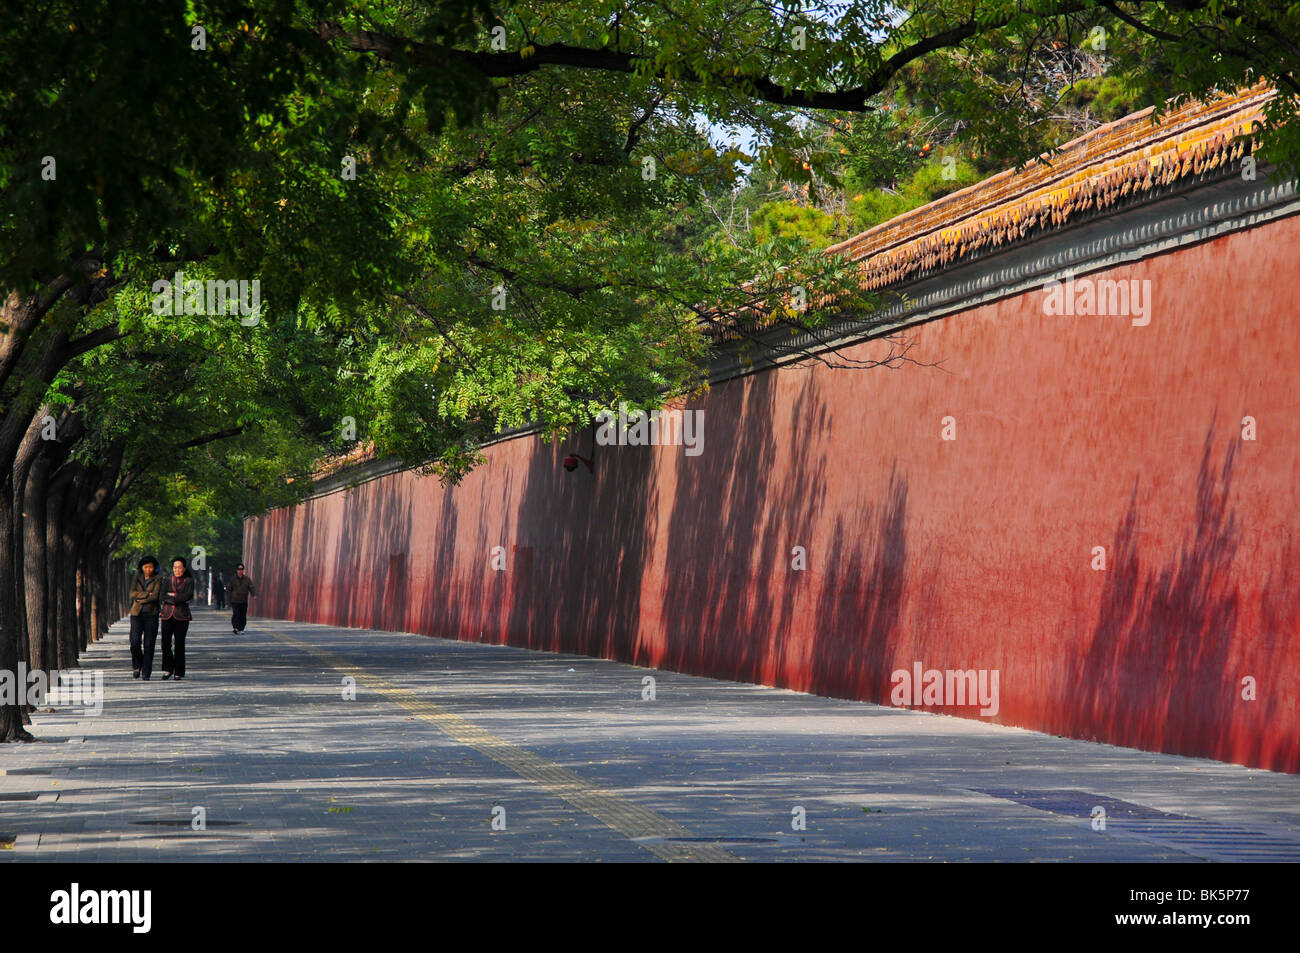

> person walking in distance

[
  {"left": 128, "top": 556, "right": 162, "bottom": 679},
  {"left": 159, "top": 557, "right": 195, "bottom": 681},
  {"left": 227, "top": 563, "right": 255, "bottom": 634},
  {"left": 213, "top": 569, "right": 226, "bottom": 610}
]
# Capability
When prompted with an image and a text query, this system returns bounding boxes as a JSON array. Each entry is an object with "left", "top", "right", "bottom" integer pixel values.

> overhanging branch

[{"left": 318, "top": 10, "right": 1094, "bottom": 113}]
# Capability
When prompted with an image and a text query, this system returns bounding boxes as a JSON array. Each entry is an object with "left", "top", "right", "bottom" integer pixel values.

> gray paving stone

[{"left": 0, "top": 607, "right": 1297, "bottom": 862}]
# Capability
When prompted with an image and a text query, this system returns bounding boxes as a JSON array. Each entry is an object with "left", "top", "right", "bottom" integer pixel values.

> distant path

[{"left": 3, "top": 608, "right": 1299, "bottom": 862}]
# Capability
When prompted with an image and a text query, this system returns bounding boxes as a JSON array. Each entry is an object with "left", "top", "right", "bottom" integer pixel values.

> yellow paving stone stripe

[{"left": 265, "top": 624, "right": 741, "bottom": 863}]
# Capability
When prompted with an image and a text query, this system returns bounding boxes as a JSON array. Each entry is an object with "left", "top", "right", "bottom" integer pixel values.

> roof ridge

[{"left": 826, "top": 85, "right": 1274, "bottom": 277}]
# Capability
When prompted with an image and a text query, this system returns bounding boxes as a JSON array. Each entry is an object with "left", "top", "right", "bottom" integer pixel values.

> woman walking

[
  {"left": 128, "top": 556, "right": 162, "bottom": 679},
  {"left": 159, "top": 557, "right": 195, "bottom": 681}
]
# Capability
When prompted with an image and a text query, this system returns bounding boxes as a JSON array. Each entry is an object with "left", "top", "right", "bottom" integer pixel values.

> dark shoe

[
  {"left": 141, "top": 675, "right": 150, "bottom": 681},
  {"left": 174, "top": 675, "right": 185, "bottom": 681},
  {"left": 161, "top": 672, "right": 172, "bottom": 680},
  {"left": 133, "top": 670, "right": 141, "bottom": 679}
]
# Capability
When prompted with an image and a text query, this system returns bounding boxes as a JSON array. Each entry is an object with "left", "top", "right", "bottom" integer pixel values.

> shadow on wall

[
  {"left": 411, "top": 489, "right": 464, "bottom": 640},
  {"left": 657, "top": 369, "right": 830, "bottom": 686},
  {"left": 495, "top": 422, "right": 656, "bottom": 659},
  {"left": 243, "top": 501, "right": 298, "bottom": 622},
  {"left": 804, "top": 466, "right": 909, "bottom": 703},
  {"left": 476, "top": 367, "right": 915, "bottom": 702},
  {"left": 311, "top": 475, "right": 413, "bottom": 631},
  {"left": 247, "top": 472, "right": 413, "bottom": 633},
  {"left": 244, "top": 369, "right": 1297, "bottom": 773},
  {"left": 250, "top": 363, "right": 916, "bottom": 706},
  {"left": 1051, "top": 418, "right": 1298, "bottom": 772}
]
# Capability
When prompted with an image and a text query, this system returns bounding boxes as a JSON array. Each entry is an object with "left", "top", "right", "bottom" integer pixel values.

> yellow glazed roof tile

[{"left": 826, "top": 86, "right": 1273, "bottom": 292}]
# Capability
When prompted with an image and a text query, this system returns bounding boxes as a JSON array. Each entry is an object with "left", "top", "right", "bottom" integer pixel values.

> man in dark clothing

[
  {"left": 128, "top": 556, "right": 162, "bottom": 679},
  {"left": 227, "top": 563, "right": 255, "bottom": 634},
  {"left": 213, "top": 570, "right": 226, "bottom": 609}
]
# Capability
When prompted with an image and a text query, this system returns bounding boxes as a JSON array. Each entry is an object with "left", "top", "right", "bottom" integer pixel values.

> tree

[{"left": 3, "top": 0, "right": 1298, "bottom": 739}]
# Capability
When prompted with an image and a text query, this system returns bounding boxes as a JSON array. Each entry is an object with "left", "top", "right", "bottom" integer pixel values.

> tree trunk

[
  {"left": 112, "top": 554, "right": 129, "bottom": 624},
  {"left": 86, "top": 534, "right": 110, "bottom": 642},
  {"left": 44, "top": 481, "right": 61, "bottom": 677},
  {"left": 0, "top": 483, "right": 33, "bottom": 741},
  {"left": 56, "top": 482, "right": 80, "bottom": 670},
  {"left": 22, "top": 452, "right": 50, "bottom": 673},
  {"left": 76, "top": 558, "right": 89, "bottom": 652}
]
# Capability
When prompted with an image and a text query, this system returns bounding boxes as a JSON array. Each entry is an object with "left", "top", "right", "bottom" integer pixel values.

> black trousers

[
  {"left": 231, "top": 602, "right": 248, "bottom": 632},
  {"left": 215, "top": 590, "right": 226, "bottom": 609},
  {"left": 160, "top": 618, "right": 190, "bottom": 677},
  {"left": 129, "top": 614, "right": 159, "bottom": 676}
]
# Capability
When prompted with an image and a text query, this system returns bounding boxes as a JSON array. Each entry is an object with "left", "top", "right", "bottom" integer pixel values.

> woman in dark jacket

[
  {"left": 128, "top": 556, "right": 162, "bottom": 679},
  {"left": 159, "top": 556, "right": 195, "bottom": 680}
]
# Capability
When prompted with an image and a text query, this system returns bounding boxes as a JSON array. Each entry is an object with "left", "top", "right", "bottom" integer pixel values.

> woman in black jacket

[
  {"left": 159, "top": 557, "right": 195, "bottom": 680},
  {"left": 128, "top": 556, "right": 162, "bottom": 679}
]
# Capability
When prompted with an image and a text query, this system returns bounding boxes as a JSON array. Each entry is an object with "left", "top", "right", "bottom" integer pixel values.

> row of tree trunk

[
  {"left": 2, "top": 399, "right": 137, "bottom": 740},
  {"left": 1, "top": 272, "right": 133, "bottom": 741}
]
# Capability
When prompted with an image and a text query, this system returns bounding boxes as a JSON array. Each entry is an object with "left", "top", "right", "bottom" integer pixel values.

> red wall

[{"left": 246, "top": 216, "right": 1300, "bottom": 773}]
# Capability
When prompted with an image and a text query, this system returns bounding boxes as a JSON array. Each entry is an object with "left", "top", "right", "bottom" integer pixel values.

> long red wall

[{"left": 246, "top": 215, "right": 1300, "bottom": 773}]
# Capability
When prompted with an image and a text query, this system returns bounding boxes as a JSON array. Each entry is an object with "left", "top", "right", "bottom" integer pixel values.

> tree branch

[
  {"left": 176, "top": 426, "right": 246, "bottom": 450},
  {"left": 319, "top": 11, "right": 1092, "bottom": 113},
  {"left": 66, "top": 323, "right": 125, "bottom": 360}
]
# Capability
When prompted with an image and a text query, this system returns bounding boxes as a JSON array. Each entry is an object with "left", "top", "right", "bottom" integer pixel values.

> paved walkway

[{"left": 3, "top": 608, "right": 1299, "bottom": 862}]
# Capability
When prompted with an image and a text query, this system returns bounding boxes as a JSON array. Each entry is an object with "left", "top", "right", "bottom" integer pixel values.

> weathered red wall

[{"left": 247, "top": 216, "right": 1300, "bottom": 773}]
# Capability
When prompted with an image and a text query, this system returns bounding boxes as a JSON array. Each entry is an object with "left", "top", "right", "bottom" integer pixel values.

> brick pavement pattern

[{"left": 3, "top": 608, "right": 1299, "bottom": 862}]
